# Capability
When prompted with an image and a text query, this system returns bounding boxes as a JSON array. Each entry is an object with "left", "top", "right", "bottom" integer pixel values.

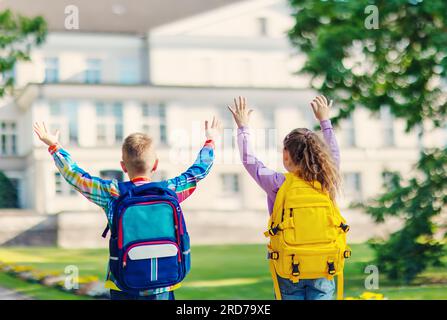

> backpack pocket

[
  {"left": 279, "top": 246, "right": 341, "bottom": 279},
  {"left": 122, "top": 241, "right": 182, "bottom": 289},
  {"left": 283, "top": 203, "right": 336, "bottom": 245},
  {"left": 119, "top": 202, "right": 178, "bottom": 248}
]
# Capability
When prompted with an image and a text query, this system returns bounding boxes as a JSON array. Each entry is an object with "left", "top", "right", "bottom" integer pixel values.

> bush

[{"left": 0, "top": 171, "right": 19, "bottom": 208}]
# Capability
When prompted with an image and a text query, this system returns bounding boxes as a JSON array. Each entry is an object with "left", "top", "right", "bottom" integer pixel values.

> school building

[{"left": 0, "top": 0, "right": 445, "bottom": 247}]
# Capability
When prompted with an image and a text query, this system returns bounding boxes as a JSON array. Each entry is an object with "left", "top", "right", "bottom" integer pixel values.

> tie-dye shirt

[{"left": 48, "top": 139, "right": 215, "bottom": 295}]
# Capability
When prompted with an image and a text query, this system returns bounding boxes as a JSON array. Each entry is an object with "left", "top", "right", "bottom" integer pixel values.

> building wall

[
  {"left": 149, "top": 0, "right": 307, "bottom": 88},
  {"left": 16, "top": 33, "right": 145, "bottom": 87}
]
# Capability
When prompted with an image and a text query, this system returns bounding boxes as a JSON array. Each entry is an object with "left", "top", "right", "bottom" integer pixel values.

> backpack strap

[
  {"left": 101, "top": 226, "right": 110, "bottom": 238},
  {"left": 117, "top": 181, "right": 136, "bottom": 197},
  {"left": 269, "top": 259, "right": 282, "bottom": 300},
  {"left": 337, "top": 272, "right": 344, "bottom": 300},
  {"left": 101, "top": 181, "right": 135, "bottom": 239}
]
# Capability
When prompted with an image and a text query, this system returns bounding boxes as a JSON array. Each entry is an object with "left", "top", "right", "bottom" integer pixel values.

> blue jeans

[
  {"left": 277, "top": 276, "right": 335, "bottom": 300},
  {"left": 110, "top": 290, "right": 175, "bottom": 300}
]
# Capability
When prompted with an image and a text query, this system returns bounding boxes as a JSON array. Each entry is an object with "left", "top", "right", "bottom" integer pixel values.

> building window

[
  {"left": 49, "top": 102, "right": 62, "bottom": 116},
  {"left": 96, "top": 102, "right": 124, "bottom": 146},
  {"left": 0, "top": 121, "right": 17, "bottom": 156},
  {"left": 54, "top": 172, "right": 76, "bottom": 196},
  {"left": 221, "top": 173, "right": 240, "bottom": 196},
  {"left": 119, "top": 58, "right": 139, "bottom": 84},
  {"left": 381, "top": 107, "right": 395, "bottom": 147},
  {"left": 48, "top": 101, "right": 79, "bottom": 145},
  {"left": 264, "top": 108, "right": 276, "bottom": 150},
  {"left": 8, "top": 177, "right": 21, "bottom": 208},
  {"left": 382, "top": 171, "right": 396, "bottom": 187},
  {"left": 100, "top": 170, "right": 124, "bottom": 182},
  {"left": 85, "top": 59, "right": 102, "bottom": 84},
  {"left": 221, "top": 108, "right": 236, "bottom": 150},
  {"left": 44, "top": 57, "right": 59, "bottom": 83},
  {"left": 342, "top": 116, "right": 356, "bottom": 147},
  {"left": 257, "top": 17, "right": 268, "bottom": 36},
  {"left": 343, "top": 172, "right": 362, "bottom": 202},
  {"left": 141, "top": 103, "right": 168, "bottom": 145}
]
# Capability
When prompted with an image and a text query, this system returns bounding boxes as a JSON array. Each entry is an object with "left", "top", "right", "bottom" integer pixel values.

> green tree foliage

[
  {"left": 0, "top": 171, "right": 18, "bottom": 208},
  {"left": 0, "top": 9, "right": 47, "bottom": 97},
  {"left": 0, "top": 10, "right": 46, "bottom": 205},
  {"left": 288, "top": 0, "right": 446, "bottom": 282},
  {"left": 368, "top": 148, "right": 447, "bottom": 283}
]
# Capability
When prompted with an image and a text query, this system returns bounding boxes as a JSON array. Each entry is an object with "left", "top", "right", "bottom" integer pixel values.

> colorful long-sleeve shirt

[
  {"left": 48, "top": 139, "right": 215, "bottom": 295},
  {"left": 237, "top": 120, "right": 340, "bottom": 214}
]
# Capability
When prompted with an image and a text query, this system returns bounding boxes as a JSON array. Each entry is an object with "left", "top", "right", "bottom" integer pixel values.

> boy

[{"left": 33, "top": 117, "right": 221, "bottom": 300}]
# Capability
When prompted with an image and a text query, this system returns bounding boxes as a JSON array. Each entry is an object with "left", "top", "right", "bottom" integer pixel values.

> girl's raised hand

[
  {"left": 33, "top": 122, "right": 60, "bottom": 147},
  {"left": 227, "top": 96, "right": 253, "bottom": 129},
  {"left": 310, "top": 95, "right": 333, "bottom": 121}
]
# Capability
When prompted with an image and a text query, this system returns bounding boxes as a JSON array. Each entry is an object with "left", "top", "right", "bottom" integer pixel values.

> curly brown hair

[{"left": 283, "top": 128, "right": 341, "bottom": 201}]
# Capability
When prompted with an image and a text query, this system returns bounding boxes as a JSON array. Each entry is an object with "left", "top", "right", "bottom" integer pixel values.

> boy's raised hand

[
  {"left": 33, "top": 122, "right": 60, "bottom": 147},
  {"left": 205, "top": 116, "right": 221, "bottom": 141},
  {"left": 228, "top": 96, "right": 253, "bottom": 129},
  {"left": 310, "top": 95, "right": 333, "bottom": 121}
]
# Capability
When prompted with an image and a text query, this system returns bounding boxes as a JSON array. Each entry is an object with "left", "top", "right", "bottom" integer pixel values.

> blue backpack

[{"left": 104, "top": 181, "right": 191, "bottom": 294}]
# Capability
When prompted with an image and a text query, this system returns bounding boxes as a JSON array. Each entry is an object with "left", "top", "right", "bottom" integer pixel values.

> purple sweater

[{"left": 237, "top": 120, "right": 340, "bottom": 214}]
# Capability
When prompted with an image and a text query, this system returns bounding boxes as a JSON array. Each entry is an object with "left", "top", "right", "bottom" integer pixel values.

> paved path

[{"left": 0, "top": 286, "right": 32, "bottom": 300}]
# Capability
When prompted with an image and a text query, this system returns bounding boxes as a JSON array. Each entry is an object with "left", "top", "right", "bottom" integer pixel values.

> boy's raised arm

[
  {"left": 167, "top": 117, "right": 220, "bottom": 203},
  {"left": 34, "top": 123, "right": 119, "bottom": 213}
]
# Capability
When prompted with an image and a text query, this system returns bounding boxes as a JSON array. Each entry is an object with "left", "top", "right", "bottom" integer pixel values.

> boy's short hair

[{"left": 122, "top": 133, "right": 155, "bottom": 174}]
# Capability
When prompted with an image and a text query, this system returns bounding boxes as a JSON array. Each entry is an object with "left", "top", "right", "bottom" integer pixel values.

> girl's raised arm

[
  {"left": 229, "top": 97, "right": 285, "bottom": 197},
  {"left": 310, "top": 96, "right": 340, "bottom": 168}
]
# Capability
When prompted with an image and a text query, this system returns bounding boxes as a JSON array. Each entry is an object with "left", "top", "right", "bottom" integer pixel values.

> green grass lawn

[{"left": 0, "top": 243, "right": 446, "bottom": 300}]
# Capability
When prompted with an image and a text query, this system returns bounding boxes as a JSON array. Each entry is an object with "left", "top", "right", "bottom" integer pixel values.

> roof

[{"left": 0, "top": 0, "right": 244, "bottom": 34}]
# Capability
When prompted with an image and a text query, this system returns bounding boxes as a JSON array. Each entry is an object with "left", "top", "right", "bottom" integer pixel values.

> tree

[
  {"left": 0, "top": 10, "right": 46, "bottom": 207},
  {"left": 0, "top": 171, "right": 18, "bottom": 208},
  {"left": 0, "top": 9, "right": 47, "bottom": 97},
  {"left": 288, "top": 0, "right": 447, "bottom": 283}
]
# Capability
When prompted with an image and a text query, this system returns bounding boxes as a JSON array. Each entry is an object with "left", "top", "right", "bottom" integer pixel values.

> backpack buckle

[
  {"left": 327, "top": 261, "right": 336, "bottom": 275},
  {"left": 292, "top": 263, "right": 300, "bottom": 276},
  {"left": 339, "top": 223, "right": 350, "bottom": 233},
  {"left": 268, "top": 225, "right": 281, "bottom": 236},
  {"left": 343, "top": 250, "right": 352, "bottom": 259},
  {"left": 268, "top": 252, "right": 279, "bottom": 260}
]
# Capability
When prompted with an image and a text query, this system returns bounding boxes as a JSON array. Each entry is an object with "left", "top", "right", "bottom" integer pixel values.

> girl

[{"left": 228, "top": 95, "right": 342, "bottom": 300}]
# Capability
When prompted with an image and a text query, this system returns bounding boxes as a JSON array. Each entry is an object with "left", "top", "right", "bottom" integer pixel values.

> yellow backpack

[{"left": 265, "top": 173, "right": 351, "bottom": 300}]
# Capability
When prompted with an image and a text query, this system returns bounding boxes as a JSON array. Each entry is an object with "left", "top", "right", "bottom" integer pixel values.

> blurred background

[{"left": 0, "top": 0, "right": 445, "bottom": 300}]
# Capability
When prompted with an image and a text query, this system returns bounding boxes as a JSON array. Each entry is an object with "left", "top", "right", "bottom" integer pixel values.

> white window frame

[
  {"left": 343, "top": 172, "right": 362, "bottom": 202},
  {"left": 342, "top": 116, "right": 356, "bottom": 147},
  {"left": 257, "top": 17, "right": 269, "bottom": 37},
  {"left": 54, "top": 172, "right": 76, "bottom": 196},
  {"left": 264, "top": 108, "right": 276, "bottom": 150},
  {"left": 381, "top": 107, "right": 395, "bottom": 147},
  {"left": 48, "top": 101, "right": 79, "bottom": 146},
  {"left": 44, "top": 57, "right": 59, "bottom": 83},
  {"left": 119, "top": 58, "right": 139, "bottom": 84},
  {"left": 96, "top": 102, "right": 124, "bottom": 146},
  {"left": 221, "top": 173, "right": 240, "bottom": 196},
  {"left": 141, "top": 103, "right": 168, "bottom": 145},
  {"left": 0, "top": 121, "right": 18, "bottom": 156},
  {"left": 85, "top": 58, "right": 102, "bottom": 84}
]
